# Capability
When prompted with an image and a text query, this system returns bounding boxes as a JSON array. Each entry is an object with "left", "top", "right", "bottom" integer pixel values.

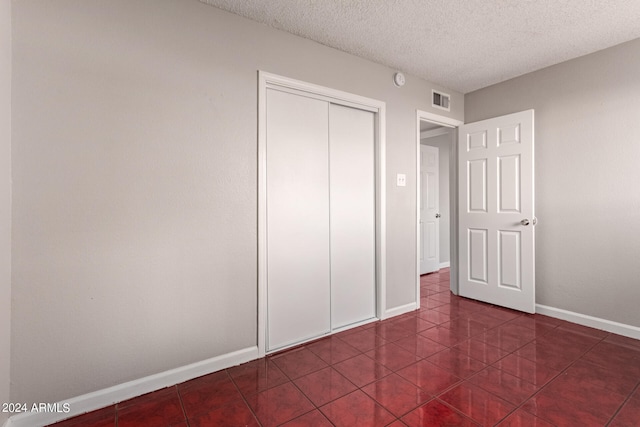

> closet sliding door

[
  {"left": 329, "top": 104, "right": 376, "bottom": 329},
  {"left": 265, "top": 88, "right": 376, "bottom": 352},
  {"left": 266, "top": 89, "right": 331, "bottom": 350}
]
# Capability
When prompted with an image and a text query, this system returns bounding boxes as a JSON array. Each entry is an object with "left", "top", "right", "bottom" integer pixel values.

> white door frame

[
  {"left": 416, "top": 110, "right": 463, "bottom": 306},
  {"left": 258, "top": 71, "right": 386, "bottom": 356}
]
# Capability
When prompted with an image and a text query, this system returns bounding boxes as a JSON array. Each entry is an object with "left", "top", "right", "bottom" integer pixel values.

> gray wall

[
  {"left": 466, "top": 38, "right": 640, "bottom": 327},
  {"left": 421, "top": 132, "right": 451, "bottom": 265},
  {"left": 1, "top": 0, "right": 11, "bottom": 422},
  {"left": 10, "top": 0, "right": 463, "bottom": 405}
]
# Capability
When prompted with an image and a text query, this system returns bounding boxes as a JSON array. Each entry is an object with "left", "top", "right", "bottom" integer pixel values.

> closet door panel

[
  {"left": 266, "top": 89, "right": 331, "bottom": 351},
  {"left": 329, "top": 104, "right": 376, "bottom": 329}
]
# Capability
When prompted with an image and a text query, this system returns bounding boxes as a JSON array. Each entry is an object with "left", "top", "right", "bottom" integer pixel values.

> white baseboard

[
  {"left": 8, "top": 346, "right": 259, "bottom": 427},
  {"left": 439, "top": 262, "right": 450, "bottom": 269},
  {"left": 536, "top": 304, "right": 640, "bottom": 340},
  {"left": 383, "top": 302, "right": 417, "bottom": 320}
]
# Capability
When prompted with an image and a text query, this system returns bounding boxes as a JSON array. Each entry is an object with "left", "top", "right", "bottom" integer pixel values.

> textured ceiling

[{"left": 200, "top": 0, "right": 640, "bottom": 93}]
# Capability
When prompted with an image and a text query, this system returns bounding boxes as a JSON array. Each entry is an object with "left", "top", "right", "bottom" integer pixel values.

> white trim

[
  {"left": 258, "top": 71, "right": 386, "bottom": 355},
  {"left": 416, "top": 110, "right": 463, "bottom": 309},
  {"left": 383, "top": 302, "right": 417, "bottom": 320},
  {"left": 418, "top": 111, "right": 461, "bottom": 128},
  {"left": 376, "top": 106, "right": 387, "bottom": 326},
  {"left": 8, "top": 346, "right": 258, "bottom": 427},
  {"left": 420, "top": 127, "right": 450, "bottom": 140},
  {"left": 261, "top": 72, "right": 383, "bottom": 113},
  {"left": 439, "top": 262, "right": 451, "bottom": 269},
  {"left": 536, "top": 304, "right": 640, "bottom": 340},
  {"left": 257, "top": 72, "right": 268, "bottom": 357}
]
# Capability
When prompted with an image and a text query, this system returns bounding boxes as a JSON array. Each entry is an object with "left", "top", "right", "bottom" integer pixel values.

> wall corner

[{"left": 1, "top": 0, "right": 12, "bottom": 420}]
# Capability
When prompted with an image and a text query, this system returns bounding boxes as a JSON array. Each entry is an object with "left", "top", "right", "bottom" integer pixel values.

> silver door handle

[
  {"left": 435, "top": 213, "right": 441, "bottom": 218},
  {"left": 520, "top": 219, "right": 530, "bottom": 226}
]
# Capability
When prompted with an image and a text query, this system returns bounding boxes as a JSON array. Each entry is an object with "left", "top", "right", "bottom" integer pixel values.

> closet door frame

[{"left": 258, "top": 71, "right": 387, "bottom": 356}]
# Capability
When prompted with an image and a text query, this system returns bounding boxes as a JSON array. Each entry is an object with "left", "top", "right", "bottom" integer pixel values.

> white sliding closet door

[
  {"left": 266, "top": 89, "right": 331, "bottom": 350},
  {"left": 265, "top": 87, "right": 377, "bottom": 352},
  {"left": 329, "top": 104, "right": 376, "bottom": 329}
]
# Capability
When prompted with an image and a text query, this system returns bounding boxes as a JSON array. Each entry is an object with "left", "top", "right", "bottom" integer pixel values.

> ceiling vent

[{"left": 432, "top": 90, "right": 450, "bottom": 111}]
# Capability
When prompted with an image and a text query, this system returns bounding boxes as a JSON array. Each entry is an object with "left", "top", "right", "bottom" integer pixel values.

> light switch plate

[{"left": 396, "top": 173, "right": 406, "bottom": 187}]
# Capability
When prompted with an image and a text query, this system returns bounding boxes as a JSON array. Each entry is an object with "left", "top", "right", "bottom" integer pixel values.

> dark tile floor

[{"left": 50, "top": 269, "right": 640, "bottom": 426}]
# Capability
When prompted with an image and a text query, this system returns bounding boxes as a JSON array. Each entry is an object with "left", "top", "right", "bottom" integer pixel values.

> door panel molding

[
  {"left": 458, "top": 109, "right": 535, "bottom": 313},
  {"left": 420, "top": 144, "right": 440, "bottom": 274}
]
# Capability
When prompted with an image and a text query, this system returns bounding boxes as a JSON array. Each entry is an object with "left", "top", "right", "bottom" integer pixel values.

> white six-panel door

[
  {"left": 458, "top": 110, "right": 535, "bottom": 313},
  {"left": 420, "top": 145, "right": 440, "bottom": 274}
]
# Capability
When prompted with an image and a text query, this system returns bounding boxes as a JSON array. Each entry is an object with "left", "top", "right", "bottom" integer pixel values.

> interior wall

[
  {"left": 421, "top": 132, "right": 451, "bottom": 265},
  {"left": 11, "top": 0, "right": 463, "bottom": 405},
  {"left": 0, "top": 0, "right": 11, "bottom": 422},
  {"left": 465, "top": 38, "right": 640, "bottom": 327}
]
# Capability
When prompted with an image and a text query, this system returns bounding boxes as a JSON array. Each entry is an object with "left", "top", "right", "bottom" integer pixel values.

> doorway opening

[
  {"left": 416, "top": 111, "right": 462, "bottom": 307},
  {"left": 420, "top": 125, "right": 452, "bottom": 273}
]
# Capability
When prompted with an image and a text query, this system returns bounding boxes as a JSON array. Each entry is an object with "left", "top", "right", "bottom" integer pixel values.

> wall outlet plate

[{"left": 396, "top": 173, "right": 407, "bottom": 187}]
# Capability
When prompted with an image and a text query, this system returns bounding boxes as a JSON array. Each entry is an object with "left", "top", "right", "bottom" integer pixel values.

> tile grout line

[
  {"left": 604, "top": 378, "right": 640, "bottom": 426},
  {"left": 354, "top": 289, "right": 518, "bottom": 424},
  {"left": 174, "top": 384, "right": 190, "bottom": 427},
  {"left": 225, "top": 367, "right": 267, "bottom": 427},
  {"left": 502, "top": 330, "right": 611, "bottom": 426},
  {"left": 472, "top": 315, "right": 562, "bottom": 424},
  {"left": 415, "top": 298, "right": 600, "bottom": 426}
]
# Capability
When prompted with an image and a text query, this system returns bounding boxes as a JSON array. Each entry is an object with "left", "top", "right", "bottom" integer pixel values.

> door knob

[
  {"left": 520, "top": 219, "right": 530, "bottom": 226},
  {"left": 435, "top": 213, "right": 441, "bottom": 218}
]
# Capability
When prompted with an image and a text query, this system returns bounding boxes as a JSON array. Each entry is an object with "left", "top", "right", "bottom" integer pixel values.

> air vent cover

[{"left": 432, "top": 90, "right": 450, "bottom": 111}]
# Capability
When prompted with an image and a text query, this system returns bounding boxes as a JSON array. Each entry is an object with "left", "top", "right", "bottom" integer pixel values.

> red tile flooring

[{"left": 50, "top": 269, "right": 640, "bottom": 426}]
